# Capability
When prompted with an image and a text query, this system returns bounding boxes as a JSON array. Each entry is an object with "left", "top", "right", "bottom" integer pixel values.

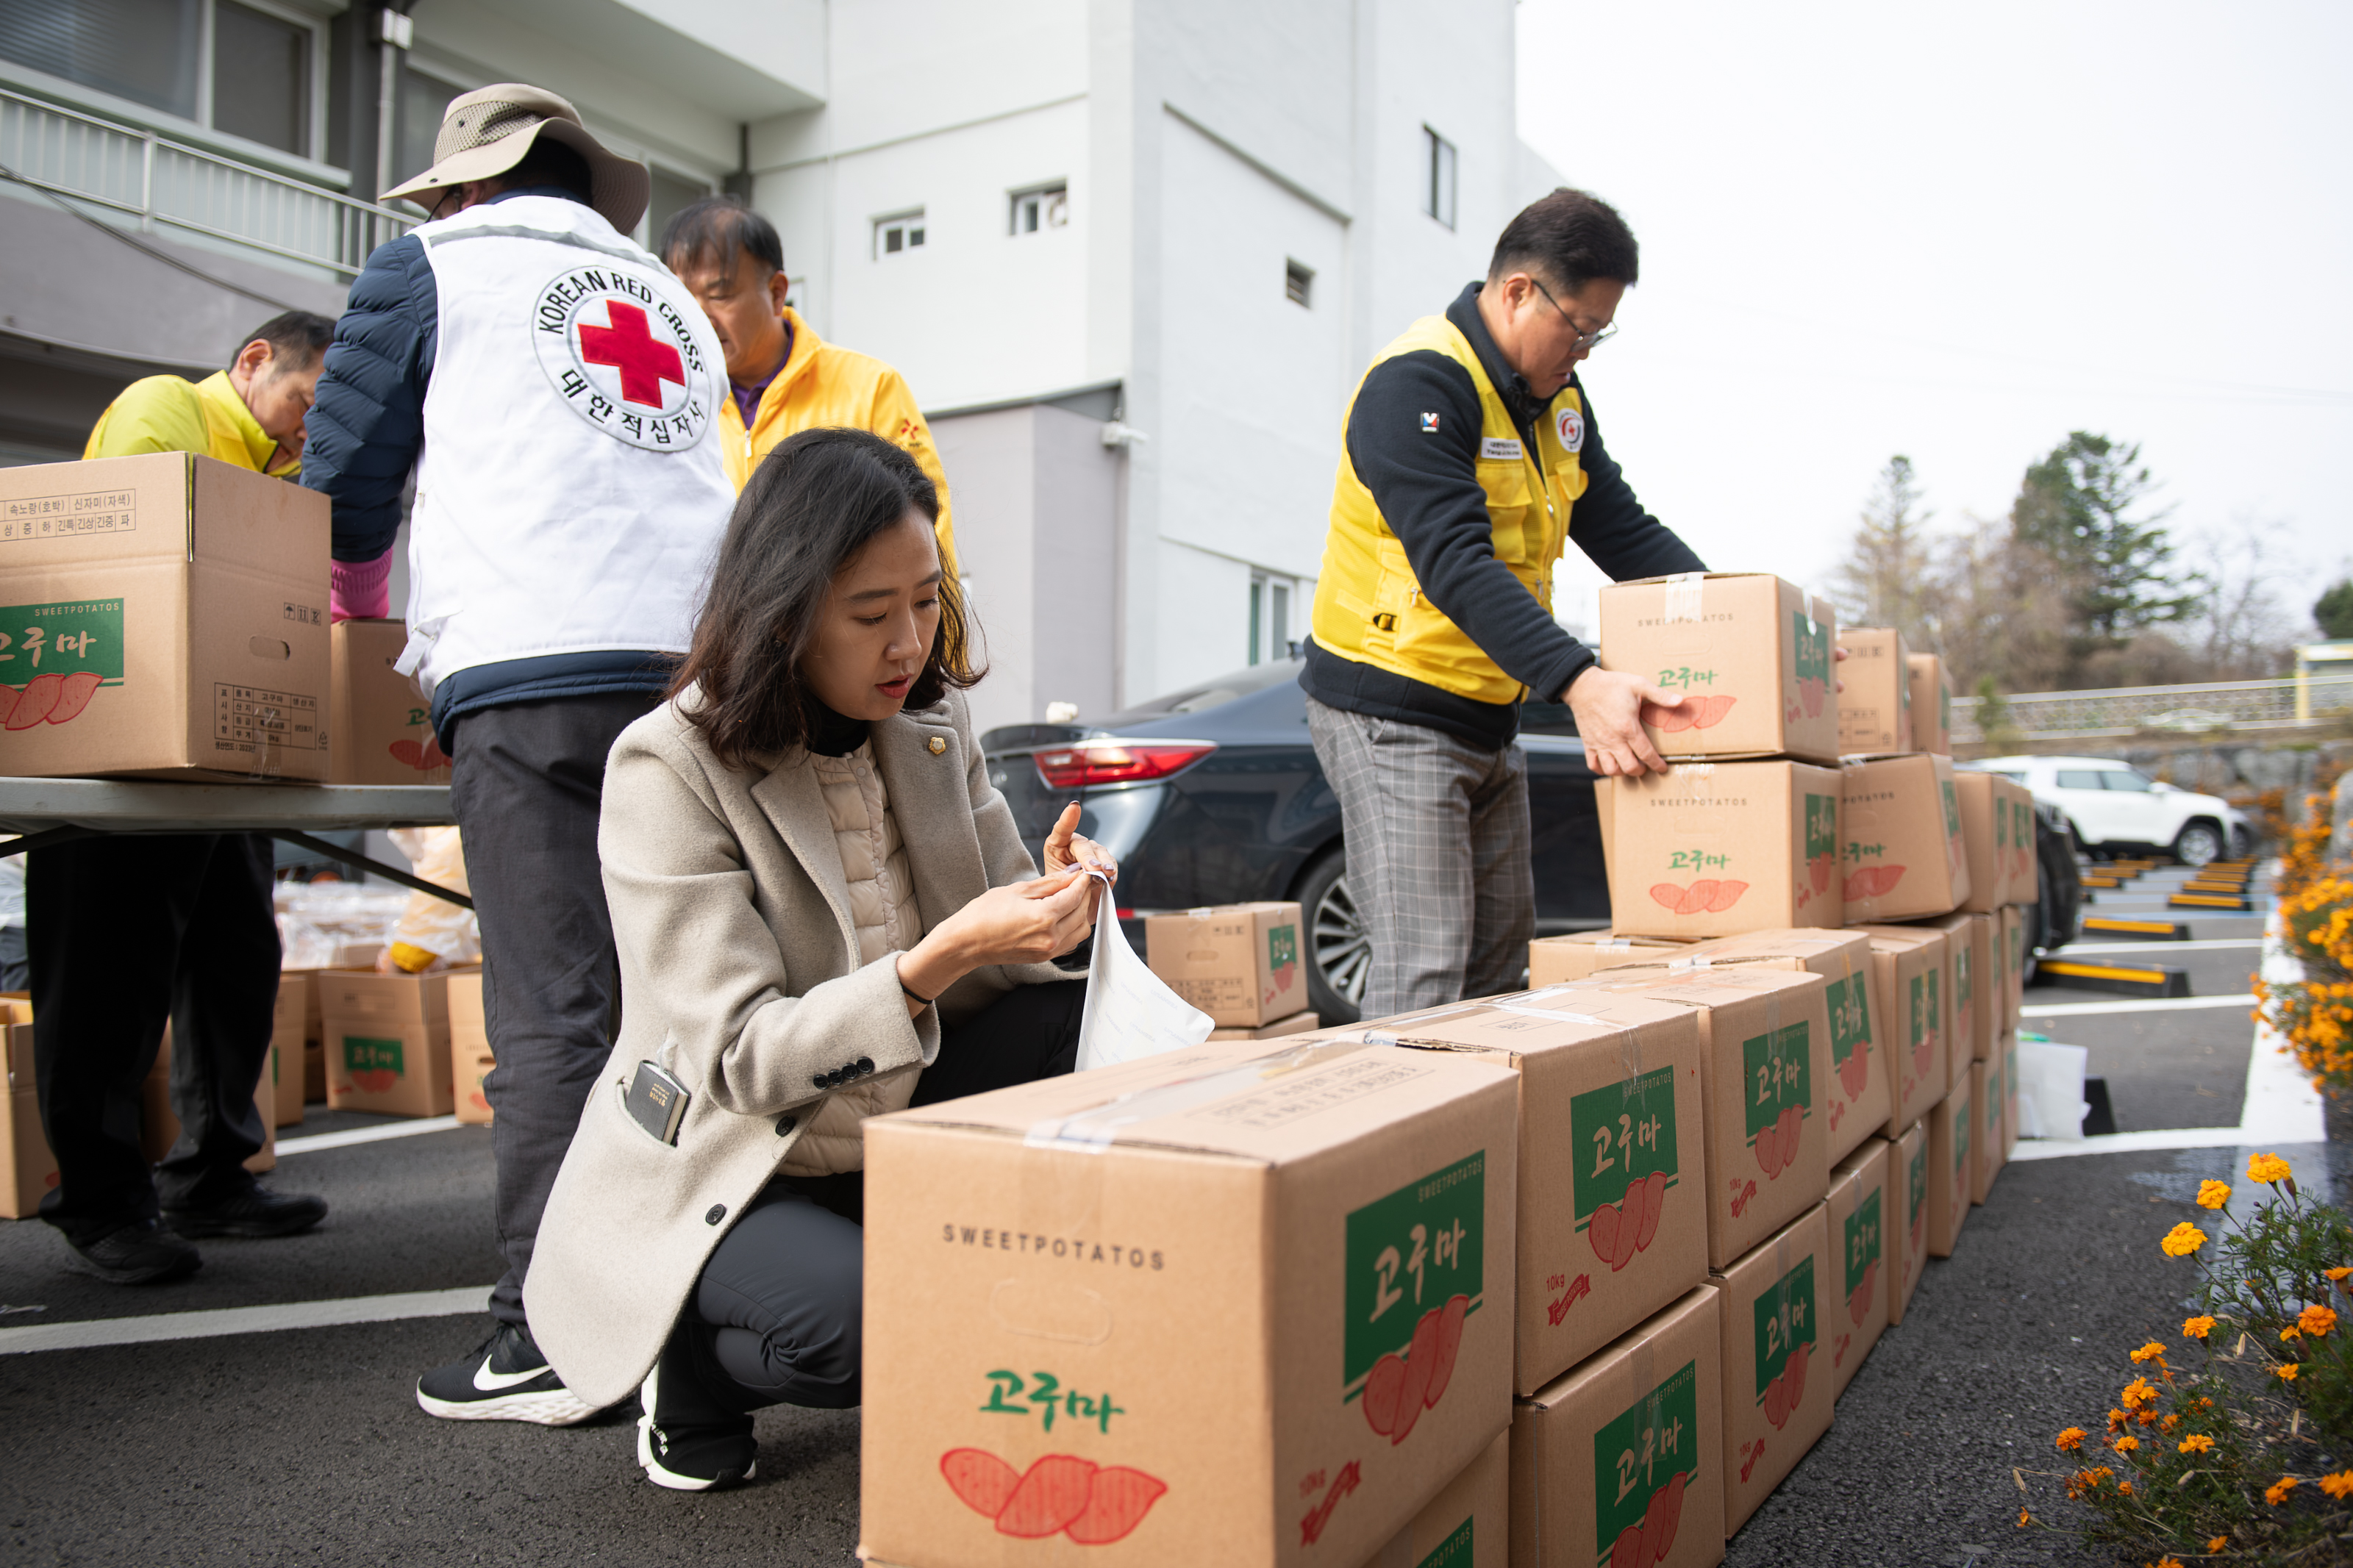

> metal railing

[
  {"left": 1953, "top": 673, "right": 2353, "bottom": 744},
  {"left": 0, "top": 87, "right": 415, "bottom": 278}
]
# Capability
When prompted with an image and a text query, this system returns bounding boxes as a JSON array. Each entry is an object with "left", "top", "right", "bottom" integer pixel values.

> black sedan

[{"left": 981, "top": 658, "right": 1610, "bottom": 1024}]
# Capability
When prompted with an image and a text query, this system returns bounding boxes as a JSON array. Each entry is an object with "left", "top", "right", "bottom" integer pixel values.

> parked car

[
  {"left": 1973, "top": 754, "right": 2252, "bottom": 866},
  {"left": 980, "top": 658, "right": 1608, "bottom": 1024},
  {"left": 2024, "top": 797, "right": 2085, "bottom": 980}
]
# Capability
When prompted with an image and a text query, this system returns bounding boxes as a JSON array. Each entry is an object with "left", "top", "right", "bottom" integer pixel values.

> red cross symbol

[{"left": 577, "top": 301, "right": 685, "bottom": 408}]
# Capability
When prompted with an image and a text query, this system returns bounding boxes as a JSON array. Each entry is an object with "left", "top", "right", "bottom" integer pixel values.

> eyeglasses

[{"left": 1530, "top": 279, "right": 1618, "bottom": 351}]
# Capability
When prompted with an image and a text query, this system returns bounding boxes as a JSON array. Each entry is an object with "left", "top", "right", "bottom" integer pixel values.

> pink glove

[{"left": 330, "top": 550, "right": 393, "bottom": 622}]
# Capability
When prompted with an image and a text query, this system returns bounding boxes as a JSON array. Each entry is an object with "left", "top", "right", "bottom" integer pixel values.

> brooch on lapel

[{"left": 926, "top": 735, "right": 947, "bottom": 755}]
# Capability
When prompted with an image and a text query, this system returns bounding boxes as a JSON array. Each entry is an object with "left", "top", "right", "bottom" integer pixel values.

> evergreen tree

[
  {"left": 2317, "top": 578, "right": 2353, "bottom": 640},
  {"left": 2010, "top": 432, "right": 2199, "bottom": 675},
  {"left": 1831, "top": 454, "right": 1937, "bottom": 646}
]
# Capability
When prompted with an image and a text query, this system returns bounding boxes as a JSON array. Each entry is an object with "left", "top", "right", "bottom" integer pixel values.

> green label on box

[
  {"left": 1592, "top": 1357, "right": 1698, "bottom": 1561},
  {"left": 0, "top": 598, "right": 124, "bottom": 684},
  {"left": 1742, "top": 1020, "right": 1810, "bottom": 1139},
  {"left": 342, "top": 1035, "right": 404, "bottom": 1075},
  {"left": 1907, "top": 1142, "right": 1928, "bottom": 1227},
  {"left": 1343, "top": 1153, "right": 1484, "bottom": 1393},
  {"left": 1568, "top": 1067, "right": 1679, "bottom": 1227},
  {"left": 1804, "top": 792, "right": 1837, "bottom": 862},
  {"left": 1268, "top": 923, "right": 1297, "bottom": 973},
  {"left": 1751, "top": 1253, "right": 1817, "bottom": 1400},
  {"left": 1940, "top": 780, "right": 1961, "bottom": 841},
  {"left": 1792, "top": 609, "right": 1829, "bottom": 685},
  {"left": 1827, "top": 970, "right": 1870, "bottom": 1064},
  {"left": 1957, "top": 1095, "right": 1972, "bottom": 1166},
  {"left": 1415, "top": 1518, "right": 1474, "bottom": 1568},
  {"left": 1986, "top": 1065, "right": 2004, "bottom": 1134},
  {"left": 1910, "top": 970, "right": 1940, "bottom": 1052},
  {"left": 1995, "top": 795, "right": 2009, "bottom": 853},
  {"left": 1955, "top": 945, "right": 1973, "bottom": 1012},
  {"left": 1844, "top": 1188, "right": 1882, "bottom": 1297}
]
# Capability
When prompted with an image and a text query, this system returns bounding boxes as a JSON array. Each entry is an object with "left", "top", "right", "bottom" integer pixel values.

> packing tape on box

[
  {"left": 1662, "top": 570, "right": 1705, "bottom": 624},
  {"left": 1025, "top": 1037, "right": 1371, "bottom": 1149},
  {"left": 1601, "top": 937, "right": 1631, "bottom": 950}
]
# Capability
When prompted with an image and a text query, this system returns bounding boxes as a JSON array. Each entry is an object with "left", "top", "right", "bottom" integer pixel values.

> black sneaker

[
  {"left": 163, "top": 1185, "right": 327, "bottom": 1239},
  {"left": 65, "top": 1217, "right": 201, "bottom": 1285},
  {"left": 416, "top": 1321, "right": 597, "bottom": 1426},
  {"left": 637, "top": 1345, "right": 756, "bottom": 1491}
]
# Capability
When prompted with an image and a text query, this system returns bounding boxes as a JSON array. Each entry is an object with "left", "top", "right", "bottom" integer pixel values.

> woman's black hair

[{"left": 671, "top": 426, "right": 979, "bottom": 768}]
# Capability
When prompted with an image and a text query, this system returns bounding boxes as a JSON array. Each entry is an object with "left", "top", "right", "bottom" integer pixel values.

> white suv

[{"left": 1971, "top": 755, "right": 2252, "bottom": 867}]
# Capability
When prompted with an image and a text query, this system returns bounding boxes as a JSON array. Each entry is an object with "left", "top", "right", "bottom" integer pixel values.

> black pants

[
  {"left": 27, "top": 833, "right": 279, "bottom": 1242},
  {"left": 448, "top": 692, "right": 662, "bottom": 1330},
  {"left": 667, "top": 979, "right": 1086, "bottom": 1411}
]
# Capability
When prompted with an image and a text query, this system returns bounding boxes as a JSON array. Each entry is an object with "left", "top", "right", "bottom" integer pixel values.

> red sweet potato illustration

[
  {"left": 389, "top": 735, "right": 452, "bottom": 772},
  {"left": 0, "top": 685, "right": 15, "bottom": 726},
  {"left": 1799, "top": 676, "right": 1828, "bottom": 717},
  {"left": 1808, "top": 853, "right": 1835, "bottom": 896},
  {"left": 1843, "top": 864, "right": 1907, "bottom": 902},
  {"left": 468, "top": 1089, "right": 490, "bottom": 1115},
  {"left": 1693, "top": 694, "right": 1737, "bottom": 728},
  {"left": 1754, "top": 1118, "right": 1782, "bottom": 1178},
  {"left": 1612, "top": 1181, "right": 1645, "bottom": 1269},
  {"left": 1362, "top": 1350, "right": 1408, "bottom": 1436},
  {"left": 1646, "top": 1470, "right": 1688, "bottom": 1561},
  {"left": 1649, "top": 884, "right": 1683, "bottom": 912},
  {"left": 1635, "top": 1169, "right": 1668, "bottom": 1252},
  {"left": 942, "top": 1449, "right": 1022, "bottom": 1517},
  {"left": 1775, "top": 1105, "right": 1802, "bottom": 1169},
  {"left": 1612, "top": 1523, "right": 1649, "bottom": 1568},
  {"left": 1425, "top": 1294, "right": 1468, "bottom": 1406},
  {"left": 1847, "top": 1259, "right": 1879, "bottom": 1326},
  {"left": 5, "top": 671, "right": 63, "bottom": 729},
  {"left": 996, "top": 1454, "right": 1099, "bottom": 1538},
  {"left": 1837, "top": 1046, "right": 1869, "bottom": 1101},
  {"left": 1589, "top": 1198, "right": 1623, "bottom": 1267},
  {"left": 1705, "top": 879, "right": 1748, "bottom": 912},
  {"left": 1388, "top": 1306, "right": 1442, "bottom": 1443},
  {"left": 1763, "top": 1370, "right": 1789, "bottom": 1429},
  {"left": 1683, "top": 878, "right": 1720, "bottom": 914},
  {"left": 1064, "top": 1467, "right": 1169, "bottom": 1545},
  {"left": 46, "top": 670, "right": 101, "bottom": 724},
  {"left": 1640, "top": 698, "right": 1696, "bottom": 732},
  {"left": 1785, "top": 1338, "right": 1811, "bottom": 1406},
  {"left": 352, "top": 1069, "right": 399, "bottom": 1095}
]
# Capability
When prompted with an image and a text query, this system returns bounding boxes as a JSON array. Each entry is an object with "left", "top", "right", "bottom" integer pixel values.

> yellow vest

[
  {"left": 83, "top": 370, "right": 296, "bottom": 476},
  {"left": 721, "top": 308, "right": 957, "bottom": 578},
  {"left": 1310, "top": 314, "right": 1587, "bottom": 704}
]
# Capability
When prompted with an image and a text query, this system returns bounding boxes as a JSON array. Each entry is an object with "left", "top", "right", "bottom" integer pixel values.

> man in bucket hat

[{"left": 301, "top": 86, "right": 736, "bottom": 1431}]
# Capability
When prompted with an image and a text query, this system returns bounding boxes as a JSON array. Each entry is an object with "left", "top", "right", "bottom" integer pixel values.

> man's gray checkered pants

[{"left": 1305, "top": 697, "right": 1533, "bottom": 1020}]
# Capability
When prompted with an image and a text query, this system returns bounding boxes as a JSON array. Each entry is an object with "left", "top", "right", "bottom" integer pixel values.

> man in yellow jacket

[
  {"left": 30, "top": 312, "right": 335, "bottom": 1286},
  {"left": 660, "top": 197, "right": 957, "bottom": 575}
]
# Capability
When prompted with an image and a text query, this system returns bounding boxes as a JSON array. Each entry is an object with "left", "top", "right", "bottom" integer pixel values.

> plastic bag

[
  {"left": 384, "top": 826, "right": 478, "bottom": 973},
  {"left": 1072, "top": 870, "right": 1215, "bottom": 1070},
  {"left": 2013, "top": 1031, "right": 2090, "bottom": 1141}
]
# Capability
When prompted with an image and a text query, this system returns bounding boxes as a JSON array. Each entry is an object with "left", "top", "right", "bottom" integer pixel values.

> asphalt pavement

[{"left": 0, "top": 861, "right": 2318, "bottom": 1567}]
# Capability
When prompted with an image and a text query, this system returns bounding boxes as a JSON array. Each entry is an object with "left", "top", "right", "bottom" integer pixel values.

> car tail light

[{"left": 1034, "top": 740, "right": 1215, "bottom": 790}]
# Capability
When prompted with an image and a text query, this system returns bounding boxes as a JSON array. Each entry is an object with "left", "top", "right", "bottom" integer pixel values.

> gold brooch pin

[{"left": 926, "top": 735, "right": 947, "bottom": 755}]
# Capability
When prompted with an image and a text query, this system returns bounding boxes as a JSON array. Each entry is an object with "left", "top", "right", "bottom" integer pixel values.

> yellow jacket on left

[{"left": 83, "top": 370, "right": 296, "bottom": 476}]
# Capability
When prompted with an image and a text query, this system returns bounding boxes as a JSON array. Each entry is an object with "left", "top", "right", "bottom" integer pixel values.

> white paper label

[{"left": 1479, "top": 437, "right": 1525, "bottom": 461}]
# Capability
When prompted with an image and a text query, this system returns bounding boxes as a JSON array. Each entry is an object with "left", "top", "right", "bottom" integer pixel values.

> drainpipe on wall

[
  {"left": 724, "top": 124, "right": 753, "bottom": 201},
  {"left": 373, "top": 6, "right": 415, "bottom": 202}
]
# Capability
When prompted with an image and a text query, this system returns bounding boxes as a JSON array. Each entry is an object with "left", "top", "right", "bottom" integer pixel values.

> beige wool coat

[{"left": 527, "top": 687, "right": 1082, "bottom": 1408}]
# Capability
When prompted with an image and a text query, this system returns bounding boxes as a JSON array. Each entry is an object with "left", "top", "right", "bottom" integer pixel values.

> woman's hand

[
  {"left": 894, "top": 867, "right": 1096, "bottom": 1012},
  {"left": 1042, "top": 802, "right": 1118, "bottom": 920}
]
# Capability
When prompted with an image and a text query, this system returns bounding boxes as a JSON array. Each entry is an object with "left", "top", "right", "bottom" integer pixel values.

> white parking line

[
  {"left": 0, "top": 1285, "right": 491, "bottom": 1355},
  {"left": 274, "top": 1116, "right": 465, "bottom": 1156},
  {"left": 2021, "top": 994, "right": 2257, "bottom": 1018},
  {"left": 2054, "top": 938, "right": 2262, "bottom": 956}
]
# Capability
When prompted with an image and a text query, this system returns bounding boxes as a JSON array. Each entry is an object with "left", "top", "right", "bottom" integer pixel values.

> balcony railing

[
  {"left": 1953, "top": 673, "right": 2353, "bottom": 745},
  {"left": 0, "top": 87, "right": 415, "bottom": 279}
]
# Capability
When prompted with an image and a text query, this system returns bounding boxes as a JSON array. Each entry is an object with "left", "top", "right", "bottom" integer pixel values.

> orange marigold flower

[
  {"left": 2017, "top": 1507, "right": 2030, "bottom": 1528},
  {"left": 2208, "top": 1536, "right": 2229, "bottom": 1553},
  {"left": 2160, "top": 1414, "right": 2179, "bottom": 1433},
  {"left": 2299, "top": 1303, "right": 2338, "bottom": 1338},
  {"left": 2248, "top": 1153, "right": 2293, "bottom": 1184},
  {"left": 2137, "top": 1408, "right": 2157, "bottom": 1426},
  {"left": 2179, "top": 1433, "right": 2215, "bottom": 1454},
  {"left": 2161, "top": 1222, "right": 2208, "bottom": 1258},
  {"left": 2282, "top": 1325, "right": 2303, "bottom": 1342},
  {"left": 2277, "top": 1362, "right": 2301, "bottom": 1381},
  {"left": 2130, "top": 1340, "right": 2167, "bottom": 1363},
  {"left": 2055, "top": 1427, "right": 2087, "bottom": 1451},
  {"left": 2121, "top": 1377, "right": 2159, "bottom": 1408},
  {"left": 2113, "top": 1434, "right": 2140, "bottom": 1454},
  {"left": 2153, "top": 1558, "right": 2182, "bottom": 1568},
  {"left": 2107, "top": 1408, "right": 2130, "bottom": 1433},
  {"left": 2182, "top": 1314, "right": 2216, "bottom": 1339},
  {"left": 2328, "top": 1267, "right": 2352, "bottom": 1283},
  {"left": 2196, "top": 1179, "right": 2232, "bottom": 1209},
  {"left": 2266, "top": 1475, "right": 2299, "bottom": 1506},
  {"left": 2117, "top": 1480, "right": 2134, "bottom": 1497},
  {"left": 2321, "top": 1471, "right": 2353, "bottom": 1500}
]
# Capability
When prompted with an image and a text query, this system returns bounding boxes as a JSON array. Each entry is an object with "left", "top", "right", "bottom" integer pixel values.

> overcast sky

[{"left": 1515, "top": 0, "right": 2352, "bottom": 644}]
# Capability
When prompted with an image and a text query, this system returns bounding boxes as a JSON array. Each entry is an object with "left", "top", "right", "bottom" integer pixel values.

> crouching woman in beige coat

[{"left": 527, "top": 428, "right": 1109, "bottom": 1492}]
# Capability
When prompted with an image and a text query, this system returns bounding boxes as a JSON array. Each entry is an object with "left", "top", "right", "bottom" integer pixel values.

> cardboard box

[
  {"left": 1340, "top": 990, "right": 1707, "bottom": 1395},
  {"left": 1914, "top": 912, "right": 1993, "bottom": 1073},
  {"left": 860, "top": 1037, "right": 1520, "bottom": 1567},
  {"left": 2001, "top": 1031, "right": 2020, "bottom": 1162},
  {"left": 304, "top": 1039, "right": 324, "bottom": 1103},
  {"left": 2004, "top": 906, "right": 2029, "bottom": 1023},
  {"left": 2001, "top": 781, "right": 2039, "bottom": 907},
  {"left": 1824, "top": 1140, "right": 1890, "bottom": 1403},
  {"left": 1567, "top": 968, "right": 1830, "bottom": 1271},
  {"left": 139, "top": 1028, "right": 274, "bottom": 1173},
  {"left": 1925, "top": 1082, "right": 1972, "bottom": 1259},
  {"left": 1951, "top": 773, "right": 2007, "bottom": 915},
  {"left": 1972, "top": 1057, "right": 2006, "bottom": 1205},
  {"left": 319, "top": 968, "right": 462, "bottom": 1117},
  {"left": 1849, "top": 926, "right": 1948, "bottom": 1137},
  {"left": 1707, "top": 1204, "right": 1834, "bottom": 1536},
  {"left": 4, "top": 1017, "right": 32, "bottom": 1093},
  {"left": 1508, "top": 1286, "right": 1726, "bottom": 1568},
  {"left": 1835, "top": 629, "right": 1913, "bottom": 757},
  {"left": 329, "top": 617, "right": 446, "bottom": 784},
  {"left": 1671, "top": 929, "right": 1885, "bottom": 1171},
  {"left": 1905, "top": 654, "right": 1952, "bottom": 756},
  {"left": 0, "top": 452, "right": 329, "bottom": 780},
  {"left": 1603, "top": 762, "right": 1843, "bottom": 940},
  {"left": 1211, "top": 1010, "right": 1321, "bottom": 1042},
  {"left": 1596, "top": 573, "right": 1838, "bottom": 764},
  {"left": 1145, "top": 903, "right": 1305, "bottom": 1028},
  {"left": 1838, "top": 753, "right": 1968, "bottom": 922},
  {"left": 270, "top": 973, "right": 307, "bottom": 1127},
  {"left": 1, "top": 1089, "right": 58, "bottom": 1218},
  {"left": 1886, "top": 1121, "right": 1929, "bottom": 1326},
  {"left": 1365, "top": 1428, "right": 1507, "bottom": 1568},
  {"left": 1527, "top": 931, "right": 1696, "bottom": 987},
  {"left": 449, "top": 970, "right": 493, "bottom": 1126}
]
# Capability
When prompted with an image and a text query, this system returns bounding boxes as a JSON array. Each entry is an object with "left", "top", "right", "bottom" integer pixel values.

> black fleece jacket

[{"left": 1301, "top": 281, "right": 1704, "bottom": 750}]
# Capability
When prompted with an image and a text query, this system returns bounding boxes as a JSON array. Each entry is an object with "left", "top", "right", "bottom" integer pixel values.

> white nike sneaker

[{"left": 416, "top": 1322, "right": 597, "bottom": 1425}]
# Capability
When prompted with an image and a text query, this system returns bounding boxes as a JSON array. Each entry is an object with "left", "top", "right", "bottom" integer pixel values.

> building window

[
  {"left": 396, "top": 66, "right": 463, "bottom": 196},
  {"left": 1285, "top": 259, "right": 1313, "bottom": 309},
  {"left": 1421, "top": 125, "right": 1457, "bottom": 229},
  {"left": 1249, "top": 574, "right": 1296, "bottom": 665},
  {"left": 0, "top": 0, "right": 324, "bottom": 160},
  {"left": 874, "top": 210, "right": 926, "bottom": 257},
  {"left": 1009, "top": 182, "right": 1068, "bottom": 235}
]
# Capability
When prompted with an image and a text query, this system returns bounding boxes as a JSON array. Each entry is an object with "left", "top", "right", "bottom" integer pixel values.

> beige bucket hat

[{"left": 382, "top": 83, "right": 649, "bottom": 233}]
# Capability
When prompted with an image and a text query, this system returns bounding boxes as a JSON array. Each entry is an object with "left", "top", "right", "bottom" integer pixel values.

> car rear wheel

[
  {"left": 1295, "top": 848, "right": 1367, "bottom": 1025},
  {"left": 2172, "top": 820, "right": 2224, "bottom": 867}
]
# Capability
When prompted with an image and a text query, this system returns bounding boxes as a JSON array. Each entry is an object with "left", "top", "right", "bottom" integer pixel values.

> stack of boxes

[
  {"left": 1143, "top": 903, "right": 1315, "bottom": 1039},
  {"left": 0, "top": 995, "right": 57, "bottom": 1217}
]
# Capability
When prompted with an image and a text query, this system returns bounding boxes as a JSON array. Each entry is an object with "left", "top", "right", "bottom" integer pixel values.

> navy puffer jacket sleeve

[{"left": 303, "top": 232, "right": 438, "bottom": 562}]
